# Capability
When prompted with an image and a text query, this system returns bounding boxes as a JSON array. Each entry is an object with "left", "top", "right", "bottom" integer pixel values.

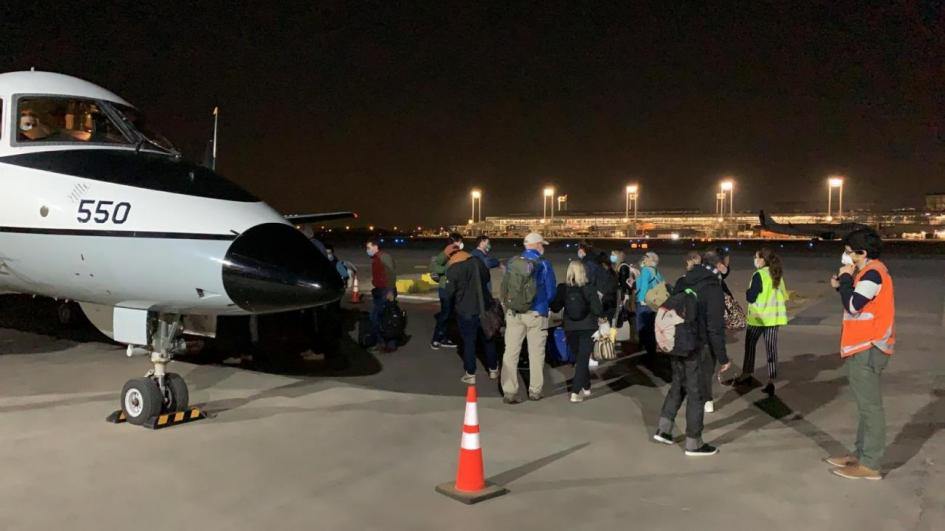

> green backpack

[{"left": 502, "top": 255, "right": 539, "bottom": 313}]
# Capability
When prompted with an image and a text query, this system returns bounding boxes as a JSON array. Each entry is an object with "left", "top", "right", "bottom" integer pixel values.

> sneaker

[
  {"left": 824, "top": 455, "right": 859, "bottom": 467},
  {"left": 569, "top": 393, "right": 584, "bottom": 403},
  {"left": 685, "top": 444, "right": 719, "bottom": 457},
  {"left": 440, "top": 339, "right": 458, "bottom": 348},
  {"left": 582, "top": 388, "right": 592, "bottom": 397},
  {"left": 503, "top": 394, "right": 523, "bottom": 405},
  {"left": 762, "top": 382, "right": 776, "bottom": 396},
  {"left": 831, "top": 464, "right": 881, "bottom": 480},
  {"left": 461, "top": 373, "right": 476, "bottom": 385},
  {"left": 489, "top": 368, "right": 499, "bottom": 380},
  {"left": 528, "top": 392, "right": 543, "bottom": 401},
  {"left": 652, "top": 431, "right": 674, "bottom": 445},
  {"left": 704, "top": 400, "right": 715, "bottom": 413},
  {"left": 430, "top": 341, "right": 442, "bottom": 350},
  {"left": 588, "top": 358, "right": 600, "bottom": 368}
]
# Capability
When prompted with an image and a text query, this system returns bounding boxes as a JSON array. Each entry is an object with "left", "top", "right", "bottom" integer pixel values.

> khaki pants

[
  {"left": 501, "top": 310, "right": 548, "bottom": 397},
  {"left": 846, "top": 346, "right": 890, "bottom": 470}
]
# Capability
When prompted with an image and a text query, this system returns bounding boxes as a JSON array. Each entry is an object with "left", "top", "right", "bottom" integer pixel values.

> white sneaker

[
  {"left": 582, "top": 388, "right": 592, "bottom": 397},
  {"left": 588, "top": 358, "right": 600, "bottom": 368},
  {"left": 461, "top": 373, "right": 476, "bottom": 385},
  {"left": 704, "top": 400, "right": 715, "bottom": 413},
  {"left": 489, "top": 369, "right": 499, "bottom": 380},
  {"left": 569, "top": 393, "right": 584, "bottom": 403}
]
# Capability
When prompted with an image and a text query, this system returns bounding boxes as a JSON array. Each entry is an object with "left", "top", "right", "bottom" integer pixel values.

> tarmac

[{"left": 0, "top": 244, "right": 943, "bottom": 531}]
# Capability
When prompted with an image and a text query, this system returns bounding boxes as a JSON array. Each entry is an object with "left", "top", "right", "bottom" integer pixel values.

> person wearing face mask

[
  {"left": 735, "top": 248, "right": 788, "bottom": 397},
  {"left": 429, "top": 233, "right": 464, "bottom": 350},
  {"left": 500, "top": 232, "right": 557, "bottom": 403},
  {"left": 471, "top": 235, "right": 500, "bottom": 291},
  {"left": 576, "top": 241, "right": 603, "bottom": 294},
  {"left": 673, "top": 251, "right": 702, "bottom": 294},
  {"left": 826, "top": 229, "right": 895, "bottom": 481},
  {"left": 636, "top": 251, "right": 664, "bottom": 357},
  {"left": 366, "top": 238, "right": 398, "bottom": 353}
]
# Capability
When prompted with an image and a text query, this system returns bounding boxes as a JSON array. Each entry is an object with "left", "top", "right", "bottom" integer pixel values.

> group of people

[{"left": 361, "top": 227, "right": 895, "bottom": 479}]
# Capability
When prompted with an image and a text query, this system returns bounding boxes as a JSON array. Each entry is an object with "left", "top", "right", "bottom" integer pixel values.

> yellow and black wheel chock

[{"left": 106, "top": 408, "right": 207, "bottom": 429}]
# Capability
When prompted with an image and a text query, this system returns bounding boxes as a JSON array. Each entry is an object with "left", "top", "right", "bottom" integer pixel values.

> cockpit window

[
  {"left": 16, "top": 97, "right": 131, "bottom": 145},
  {"left": 111, "top": 104, "right": 176, "bottom": 152}
]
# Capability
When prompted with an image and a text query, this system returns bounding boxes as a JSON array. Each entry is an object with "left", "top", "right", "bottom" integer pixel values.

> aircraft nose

[{"left": 222, "top": 223, "right": 345, "bottom": 313}]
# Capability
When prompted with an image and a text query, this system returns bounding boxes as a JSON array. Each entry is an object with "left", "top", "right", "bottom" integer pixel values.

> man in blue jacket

[
  {"left": 471, "top": 235, "right": 500, "bottom": 292},
  {"left": 500, "top": 232, "right": 557, "bottom": 403}
]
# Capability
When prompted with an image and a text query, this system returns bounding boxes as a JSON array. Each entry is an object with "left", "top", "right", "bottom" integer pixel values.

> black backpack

[
  {"left": 564, "top": 286, "right": 590, "bottom": 321},
  {"left": 381, "top": 301, "right": 407, "bottom": 341}
]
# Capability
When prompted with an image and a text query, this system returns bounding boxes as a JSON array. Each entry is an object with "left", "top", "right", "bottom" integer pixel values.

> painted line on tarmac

[{"left": 397, "top": 294, "right": 438, "bottom": 303}]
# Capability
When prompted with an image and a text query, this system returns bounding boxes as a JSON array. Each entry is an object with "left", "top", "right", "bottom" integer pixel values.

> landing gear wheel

[
  {"left": 121, "top": 378, "right": 162, "bottom": 425},
  {"left": 164, "top": 373, "right": 189, "bottom": 412},
  {"left": 57, "top": 303, "right": 73, "bottom": 326}
]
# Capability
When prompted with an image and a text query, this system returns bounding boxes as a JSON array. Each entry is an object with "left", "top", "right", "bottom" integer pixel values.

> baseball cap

[{"left": 523, "top": 232, "right": 549, "bottom": 245}]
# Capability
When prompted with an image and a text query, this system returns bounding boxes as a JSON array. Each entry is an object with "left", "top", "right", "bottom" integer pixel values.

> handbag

[
  {"left": 723, "top": 293, "right": 747, "bottom": 330},
  {"left": 475, "top": 273, "right": 504, "bottom": 339},
  {"left": 593, "top": 335, "right": 617, "bottom": 361},
  {"left": 614, "top": 300, "right": 632, "bottom": 342}
]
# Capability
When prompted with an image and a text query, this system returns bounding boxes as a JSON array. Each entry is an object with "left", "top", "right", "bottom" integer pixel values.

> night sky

[{"left": 2, "top": 2, "right": 943, "bottom": 227}]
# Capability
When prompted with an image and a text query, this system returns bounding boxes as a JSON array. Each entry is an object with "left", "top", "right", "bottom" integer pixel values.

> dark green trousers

[{"left": 845, "top": 346, "right": 890, "bottom": 470}]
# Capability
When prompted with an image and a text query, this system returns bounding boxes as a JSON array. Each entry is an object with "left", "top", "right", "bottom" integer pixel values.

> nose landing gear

[{"left": 109, "top": 314, "right": 205, "bottom": 428}]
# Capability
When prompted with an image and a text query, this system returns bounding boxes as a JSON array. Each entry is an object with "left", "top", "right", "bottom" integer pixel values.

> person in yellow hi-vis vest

[{"left": 735, "top": 248, "right": 788, "bottom": 396}]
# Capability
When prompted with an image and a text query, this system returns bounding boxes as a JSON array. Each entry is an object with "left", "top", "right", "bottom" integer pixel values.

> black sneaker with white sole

[
  {"left": 652, "top": 431, "right": 674, "bottom": 445},
  {"left": 439, "top": 339, "right": 458, "bottom": 348},
  {"left": 685, "top": 444, "right": 719, "bottom": 457}
]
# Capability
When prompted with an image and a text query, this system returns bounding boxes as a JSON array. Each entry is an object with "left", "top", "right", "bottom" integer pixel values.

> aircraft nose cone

[{"left": 222, "top": 223, "right": 344, "bottom": 313}]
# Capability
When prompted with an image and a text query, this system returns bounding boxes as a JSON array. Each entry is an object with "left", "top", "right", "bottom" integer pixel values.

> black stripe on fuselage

[
  {"left": 0, "top": 149, "right": 258, "bottom": 202},
  {"left": 0, "top": 226, "right": 237, "bottom": 240}
]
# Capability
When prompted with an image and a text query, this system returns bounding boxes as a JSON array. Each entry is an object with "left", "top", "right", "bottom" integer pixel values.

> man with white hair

[{"left": 500, "top": 232, "right": 557, "bottom": 403}]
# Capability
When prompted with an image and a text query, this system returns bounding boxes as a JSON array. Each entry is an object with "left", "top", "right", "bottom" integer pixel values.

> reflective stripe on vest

[
  {"left": 747, "top": 267, "right": 787, "bottom": 327},
  {"left": 840, "top": 260, "right": 896, "bottom": 358}
]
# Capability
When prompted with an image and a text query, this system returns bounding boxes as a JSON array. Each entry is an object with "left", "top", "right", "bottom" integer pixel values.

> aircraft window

[
  {"left": 16, "top": 97, "right": 131, "bottom": 144},
  {"left": 112, "top": 104, "right": 176, "bottom": 152}
]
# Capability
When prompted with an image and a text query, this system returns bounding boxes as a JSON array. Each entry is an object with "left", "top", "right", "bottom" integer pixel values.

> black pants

[
  {"left": 658, "top": 349, "right": 708, "bottom": 450},
  {"left": 566, "top": 329, "right": 594, "bottom": 393},
  {"left": 744, "top": 325, "right": 780, "bottom": 379}
]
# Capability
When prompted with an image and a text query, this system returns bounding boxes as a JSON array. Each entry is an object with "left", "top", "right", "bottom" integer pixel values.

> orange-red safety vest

[{"left": 840, "top": 260, "right": 895, "bottom": 358}]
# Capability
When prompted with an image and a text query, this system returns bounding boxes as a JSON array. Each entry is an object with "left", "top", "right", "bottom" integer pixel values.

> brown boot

[
  {"left": 831, "top": 464, "right": 881, "bottom": 480},
  {"left": 824, "top": 455, "right": 858, "bottom": 467}
]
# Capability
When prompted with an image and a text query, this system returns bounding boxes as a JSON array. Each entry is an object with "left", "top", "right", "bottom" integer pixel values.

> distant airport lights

[
  {"left": 625, "top": 184, "right": 639, "bottom": 222},
  {"left": 470, "top": 189, "right": 482, "bottom": 223},
  {"left": 827, "top": 176, "right": 844, "bottom": 221},
  {"left": 542, "top": 187, "right": 556, "bottom": 220}
]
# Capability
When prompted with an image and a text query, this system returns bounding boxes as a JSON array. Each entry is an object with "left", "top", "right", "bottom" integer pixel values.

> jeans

[
  {"left": 566, "top": 329, "right": 594, "bottom": 393},
  {"left": 658, "top": 348, "right": 709, "bottom": 450},
  {"left": 432, "top": 287, "right": 452, "bottom": 343},
  {"left": 636, "top": 306, "right": 657, "bottom": 356},
  {"left": 846, "top": 346, "right": 889, "bottom": 470},
  {"left": 370, "top": 288, "right": 397, "bottom": 349},
  {"left": 501, "top": 311, "right": 548, "bottom": 396},
  {"left": 457, "top": 314, "right": 498, "bottom": 374}
]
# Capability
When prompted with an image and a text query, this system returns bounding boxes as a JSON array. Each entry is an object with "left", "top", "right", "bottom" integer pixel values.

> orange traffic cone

[
  {"left": 435, "top": 385, "right": 508, "bottom": 504},
  {"left": 350, "top": 272, "right": 362, "bottom": 304}
]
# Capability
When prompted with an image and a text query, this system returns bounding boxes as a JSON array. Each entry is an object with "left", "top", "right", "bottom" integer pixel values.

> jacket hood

[
  {"left": 685, "top": 265, "right": 719, "bottom": 288},
  {"left": 448, "top": 250, "right": 472, "bottom": 267}
]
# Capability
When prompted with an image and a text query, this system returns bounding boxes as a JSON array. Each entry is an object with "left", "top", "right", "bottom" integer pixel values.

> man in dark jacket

[
  {"left": 653, "top": 251, "right": 731, "bottom": 456},
  {"left": 444, "top": 247, "right": 499, "bottom": 385}
]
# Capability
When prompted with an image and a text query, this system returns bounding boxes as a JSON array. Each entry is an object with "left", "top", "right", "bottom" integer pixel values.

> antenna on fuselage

[{"left": 210, "top": 106, "right": 220, "bottom": 171}]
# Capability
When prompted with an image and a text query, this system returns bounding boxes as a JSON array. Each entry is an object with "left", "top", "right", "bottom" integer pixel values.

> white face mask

[
  {"left": 366, "top": 248, "right": 376, "bottom": 257},
  {"left": 841, "top": 252, "right": 854, "bottom": 266},
  {"left": 457, "top": 242, "right": 464, "bottom": 250},
  {"left": 754, "top": 258, "right": 765, "bottom": 269}
]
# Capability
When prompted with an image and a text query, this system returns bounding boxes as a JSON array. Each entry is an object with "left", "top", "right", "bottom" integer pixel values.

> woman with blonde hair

[{"left": 551, "top": 260, "right": 605, "bottom": 402}]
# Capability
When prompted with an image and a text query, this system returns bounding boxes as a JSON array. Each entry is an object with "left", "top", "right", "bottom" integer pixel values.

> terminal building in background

[{"left": 452, "top": 208, "right": 945, "bottom": 240}]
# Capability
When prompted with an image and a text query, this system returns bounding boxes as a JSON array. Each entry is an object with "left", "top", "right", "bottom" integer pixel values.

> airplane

[
  {"left": 758, "top": 210, "right": 870, "bottom": 240},
  {"left": 0, "top": 70, "right": 352, "bottom": 425}
]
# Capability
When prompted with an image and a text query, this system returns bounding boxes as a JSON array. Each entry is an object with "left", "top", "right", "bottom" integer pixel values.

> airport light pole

[
  {"left": 543, "top": 187, "right": 555, "bottom": 221},
  {"left": 625, "top": 184, "right": 639, "bottom": 222},
  {"left": 721, "top": 179, "right": 734, "bottom": 219},
  {"left": 828, "top": 176, "right": 844, "bottom": 220},
  {"left": 470, "top": 189, "right": 482, "bottom": 223}
]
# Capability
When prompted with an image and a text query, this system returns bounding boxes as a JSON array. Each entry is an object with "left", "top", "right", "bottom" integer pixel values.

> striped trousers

[{"left": 743, "top": 325, "right": 780, "bottom": 379}]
